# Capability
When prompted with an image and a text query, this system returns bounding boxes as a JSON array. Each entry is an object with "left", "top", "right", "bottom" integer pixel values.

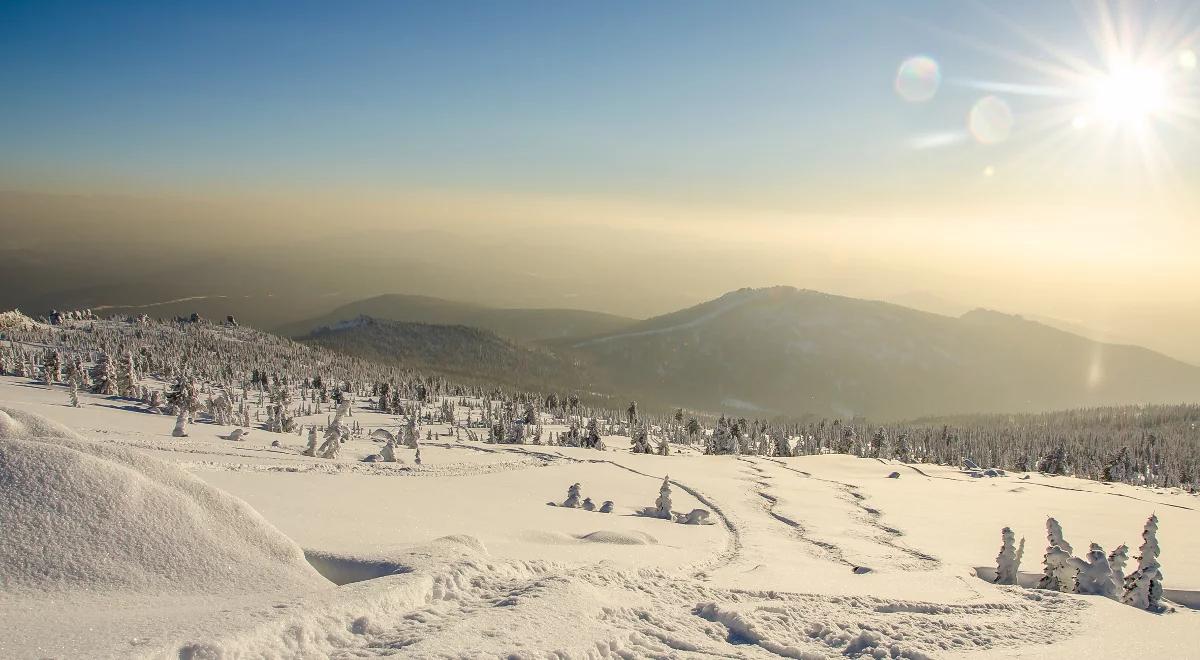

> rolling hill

[
  {"left": 277, "top": 294, "right": 637, "bottom": 343},
  {"left": 297, "top": 316, "right": 590, "bottom": 392},
  {"left": 563, "top": 286, "right": 1200, "bottom": 420}
]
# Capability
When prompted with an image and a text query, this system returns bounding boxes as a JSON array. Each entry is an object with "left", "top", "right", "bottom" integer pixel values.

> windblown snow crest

[{"left": 0, "top": 407, "right": 327, "bottom": 596}]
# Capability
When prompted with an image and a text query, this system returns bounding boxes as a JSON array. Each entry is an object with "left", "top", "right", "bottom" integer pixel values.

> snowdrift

[{"left": 0, "top": 407, "right": 328, "bottom": 597}]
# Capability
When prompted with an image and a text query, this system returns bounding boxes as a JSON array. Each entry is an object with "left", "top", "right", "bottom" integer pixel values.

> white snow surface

[{"left": 1, "top": 377, "right": 1198, "bottom": 659}]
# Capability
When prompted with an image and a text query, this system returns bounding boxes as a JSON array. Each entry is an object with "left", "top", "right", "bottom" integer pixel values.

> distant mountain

[
  {"left": 297, "top": 316, "right": 590, "bottom": 392},
  {"left": 277, "top": 294, "right": 637, "bottom": 342},
  {"left": 563, "top": 286, "right": 1200, "bottom": 420}
]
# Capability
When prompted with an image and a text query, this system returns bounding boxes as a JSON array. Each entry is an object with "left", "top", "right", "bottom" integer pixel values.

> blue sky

[{"left": 1, "top": 1, "right": 1197, "bottom": 214}]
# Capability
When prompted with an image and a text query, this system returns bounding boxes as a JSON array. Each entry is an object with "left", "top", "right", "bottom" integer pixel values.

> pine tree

[
  {"left": 563, "top": 483, "right": 583, "bottom": 508},
  {"left": 172, "top": 408, "right": 189, "bottom": 437},
  {"left": 68, "top": 380, "right": 80, "bottom": 408},
  {"left": 1076, "top": 543, "right": 1119, "bottom": 598},
  {"left": 654, "top": 476, "right": 673, "bottom": 520},
  {"left": 91, "top": 352, "right": 118, "bottom": 395},
  {"left": 1039, "top": 545, "right": 1075, "bottom": 592},
  {"left": 167, "top": 374, "right": 199, "bottom": 419},
  {"left": 1046, "top": 517, "right": 1074, "bottom": 555},
  {"left": 995, "top": 527, "right": 1022, "bottom": 585},
  {"left": 1122, "top": 514, "right": 1164, "bottom": 610},
  {"left": 116, "top": 351, "right": 138, "bottom": 398}
]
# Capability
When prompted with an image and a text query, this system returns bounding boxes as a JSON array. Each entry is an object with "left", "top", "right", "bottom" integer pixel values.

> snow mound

[
  {"left": 577, "top": 530, "right": 659, "bottom": 545},
  {"left": 0, "top": 407, "right": 328, "bottom": 597}
]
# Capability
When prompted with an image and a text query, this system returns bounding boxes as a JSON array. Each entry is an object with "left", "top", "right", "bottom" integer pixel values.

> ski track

[
  {"left": 737, "top": 458, "right": 852, "bottom": 568},
  {"left": 754, "top": 457, "right": 940, "bottom": 570},
  {"left": 578, "top": 457, "right": 744, "bottom": 580}
]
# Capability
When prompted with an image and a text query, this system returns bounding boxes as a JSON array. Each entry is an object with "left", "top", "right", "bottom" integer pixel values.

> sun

[{"left": 1089, "top": 64, "right": 1169, "bottom": 125}]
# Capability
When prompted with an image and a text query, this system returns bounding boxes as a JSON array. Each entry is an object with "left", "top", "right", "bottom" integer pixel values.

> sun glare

[{"left": 1090, "top": 64, "right": 1168, "bottom": 125}]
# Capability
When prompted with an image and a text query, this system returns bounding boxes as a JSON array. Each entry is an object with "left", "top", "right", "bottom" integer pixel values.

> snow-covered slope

[{"left": 1, "top": 377, "right": 1197, "bottom": 658}]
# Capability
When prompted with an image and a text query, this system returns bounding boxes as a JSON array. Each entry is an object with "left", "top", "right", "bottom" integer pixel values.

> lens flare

[
  {"left": 968, "top": 96, "right": 1014, "bottom": 144},
  {"left": 1180, "top": 49, "right": 1197, "bottom": 70},
  {"left": 895, "top": 56, "right": 941, "bottom": 102}
]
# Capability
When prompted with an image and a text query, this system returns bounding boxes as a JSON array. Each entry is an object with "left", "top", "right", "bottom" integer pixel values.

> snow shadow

[{"left": 303, "top": 550, "right": 412, "bottom": 586}]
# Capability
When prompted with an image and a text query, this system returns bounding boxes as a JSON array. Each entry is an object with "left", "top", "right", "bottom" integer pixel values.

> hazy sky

[{"left": 1, "top": 1, "right": 1199, "bottom": 358}]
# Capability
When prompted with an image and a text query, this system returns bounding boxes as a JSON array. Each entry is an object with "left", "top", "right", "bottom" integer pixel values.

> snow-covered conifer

[
  {"left": 563, "top": 483, "right": 583, "bottom": 508},
  {"left": 1039, "top": 544, "right": 1076, "bottom": 592},
  {"left": 302, "top": 427, "right": 319, "bottom": 456},
  {"left": 91, "top": 352, "right": 118, "bottom": 395},
  {"left": 171, "top": 408, "right": 188, "bottom": 438},
  {"left": 116, "top": 351, "right": 138, "bottom": 398},
  {"left": 1076, "top": 543, "right": 1119, "bottom": 598},
  {"left": 995, "top": 527, "right": 1022, "bottom": 585},
  {"left": 1046, "top": 517, "right": 1073, "bottom": 555},
  {"left": 1122, "top": 514, "right": 1164, "bottom": 610},
  {"left": 630, "top": 424, "right": 651, "bottom": 454},
  {"left": 1108, "top": 544, "right": 1129, "bottom": 586},
  {"left": 68, "top": 380, "right": 80, "bottom": 408},
  {"left": 654, "top": 476, "right": 673, "bottom": 520}
]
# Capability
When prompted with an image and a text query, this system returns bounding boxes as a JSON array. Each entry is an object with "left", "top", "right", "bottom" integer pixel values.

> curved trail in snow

[
  {"left": 574, "top": 456, "right": 744, "bottom": 580},
  {"left": 756, "top": 457, "right": 940, "bottom": 570}
]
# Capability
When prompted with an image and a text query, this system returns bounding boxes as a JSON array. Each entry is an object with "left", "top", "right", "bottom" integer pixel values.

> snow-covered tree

[
  {"left": 1122, "top": 514, "right": 1164, "bottom": 611},
  {"left": 302, "top": 427, "right": 319, "bottom": 456},
  {"left": 146, "top": 390, "right": 164, "bottom": 414},
  {"left": 167, "top": 374, "right": 200, "bottom": 419},
  {"left": 380, "top": 438, "right": 397, "bottom": 462},
  {"left": 91, "top": 352, "right": 118, "bottom": 395},
  {"left": 1039, "top": 544, "right": 1076, "bottom": 592},
  {"left": 1108, "top": 544, "right": 1129, "bottom": 587},
  {"left": 583, "top": 417, "right": 604, "bottom": 450},
  {"left": 654, "top": 476, "right": 673, "bottom": 520},
  {"left": 1046, "top": 517, "right": 1073, "bottom": 555},
  {"left": 599, "top": 500, "right": 614, "bottom": 513},
  {"left": 995, "top": 527, "right": 1023, "bottom": 585},
  {"left": 171, "top": 408, "right": 189, "bottom": 438},
  {"left": 68, "top": 380, "right": 80, "bottom": 408},
  {"left": 582, "top": 497, "right": 596, "bottom": 511},
  {"left": 772, "top": 432, "right": 792, "bottom": 457},
  {"left": 563, "top": 483, "right": 583, "bottom": 508},
  {"left": 403, "top": 414, "right": 420, "bottom": 449},
  {"left": 116, "top": 351, "right": 138, "bottom": 398},
  {"left": 1075, "top": 543, "right": 1119, "bottom": 598},
  {"left": 42, "top": 351, "right": 61, "bottom": 384},
  {"left": 630, "top": 424, "right": 651, "bottom": 454}
]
